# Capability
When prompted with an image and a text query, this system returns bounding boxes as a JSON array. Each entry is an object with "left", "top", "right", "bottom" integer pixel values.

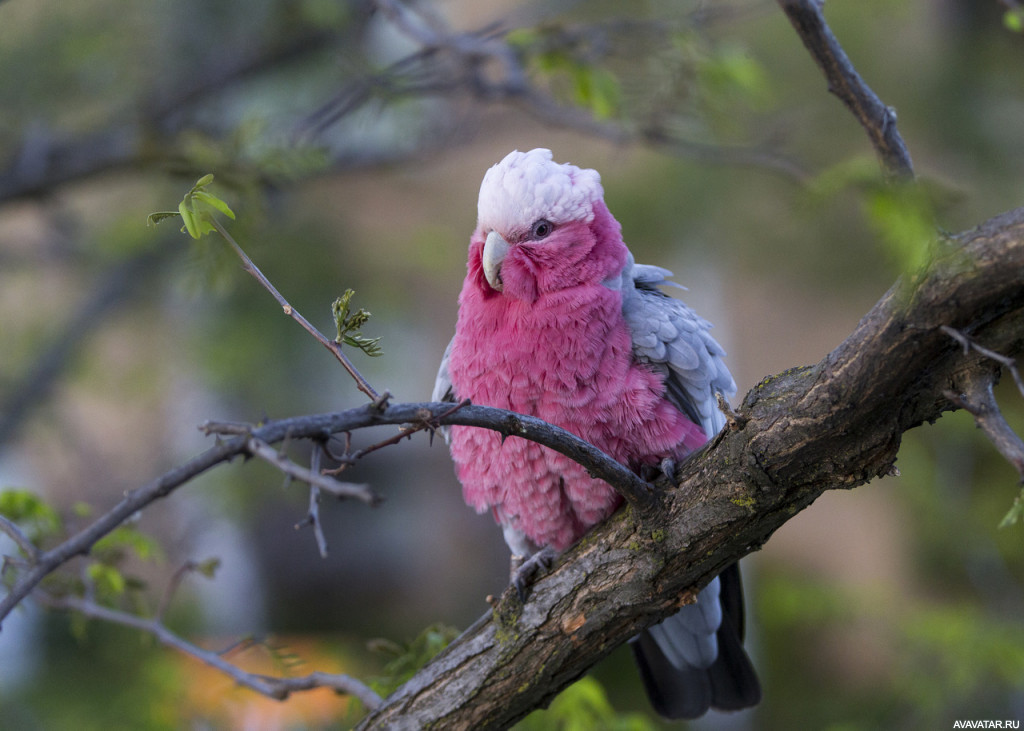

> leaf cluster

[
  {"left": 0, "top": 489, "right": 62, "bottom": 547},
  {"left": 367, "top": 623, "right": 459, "bottom": 697},
  {"left": 147, "top": 174, "right": 236, "bottom": 240},
  {"left": 333, "top": 288, "right": 383, "bottom": 357}
]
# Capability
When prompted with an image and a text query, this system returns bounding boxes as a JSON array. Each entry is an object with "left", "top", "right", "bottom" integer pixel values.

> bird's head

[{"left": 468, "top": 148, "right": 627, "bottom": 302}]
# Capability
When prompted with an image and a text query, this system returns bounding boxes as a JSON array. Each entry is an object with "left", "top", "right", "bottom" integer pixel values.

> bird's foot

[
  {"left": 642, "top": 457, "right": 678, "bottom": 490},
  {"left": 510, "top": 546, "right": 557, "bottom": 603}
]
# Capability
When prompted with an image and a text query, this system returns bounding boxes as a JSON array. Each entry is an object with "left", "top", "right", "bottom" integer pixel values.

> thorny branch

[
  {"left": 245, "top": 436, "right": 379, "bottom": 505},
  {"left": 156, "top": 560, "right": 204, "bottom": 622},
  {"left": 297, "top": 443, "right": 331, "bottom": 559},
  {"left": 0, "top": 401, "right": 652, "bottom": 629},
  {"left": 323, "top": 398, "right": 471, "bottom": 476}
]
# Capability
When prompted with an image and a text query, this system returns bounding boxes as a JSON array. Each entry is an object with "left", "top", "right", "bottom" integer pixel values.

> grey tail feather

[{"left": 631, "top": 563, "right": 761, "bottom": 720}]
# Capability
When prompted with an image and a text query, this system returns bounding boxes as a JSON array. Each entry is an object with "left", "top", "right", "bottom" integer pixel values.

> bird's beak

[{"left": 482, "top": 230, "right": 509, "bottom": 291}]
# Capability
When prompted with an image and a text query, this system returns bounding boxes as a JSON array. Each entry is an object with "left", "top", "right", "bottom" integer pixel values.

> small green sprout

[
  {"left": 333, "top": 289, "right": 383, "bottom": 357},
  {"left": 147, "top": 173, "right": 235, "bottom": 238}
]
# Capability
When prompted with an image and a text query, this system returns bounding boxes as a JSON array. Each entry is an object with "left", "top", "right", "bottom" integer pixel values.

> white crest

[{"left": 476, "top": 149, "right": 603, "bottom": 233}]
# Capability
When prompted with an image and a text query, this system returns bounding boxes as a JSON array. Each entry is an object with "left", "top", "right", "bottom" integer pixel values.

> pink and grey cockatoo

[{"left": 433, "top": 148, "right": 760, "bottom": 719}]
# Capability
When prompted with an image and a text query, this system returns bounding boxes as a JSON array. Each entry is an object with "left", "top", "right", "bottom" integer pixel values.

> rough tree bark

[{"left": 355, "top": 207, "right": 1024, "bottom": 729}]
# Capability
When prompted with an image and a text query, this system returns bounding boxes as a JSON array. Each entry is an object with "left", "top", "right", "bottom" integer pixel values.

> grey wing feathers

[
  {"left": 432, "top": 337, "right": 456, "bottom": 442},
  {"left": 621, "top": 259, "right": 736, "bottom": 441},
  {"left": 632, "top": 564, "right": 760, "bottom": 719},
  {"left": 646, "top": 576, "right": 723, "bottom": 669},
  {"left": 432, "top": 337, "right": 456, "bottom": 404}
]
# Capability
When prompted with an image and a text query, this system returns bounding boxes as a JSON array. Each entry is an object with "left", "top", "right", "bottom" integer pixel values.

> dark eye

[{"left": 530, "top": 219, "right": 553, "bottom": 240}]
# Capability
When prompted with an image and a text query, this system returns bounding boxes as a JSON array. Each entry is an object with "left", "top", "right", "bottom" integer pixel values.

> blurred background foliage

[{"left": 0, "top": 0, "right": 1023, "bottom": 728}]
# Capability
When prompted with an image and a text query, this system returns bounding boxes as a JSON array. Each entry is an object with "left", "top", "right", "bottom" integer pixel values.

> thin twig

[
  {"left": 0, "top": 515, "right": 41, "bottom": 562},
  {"left": 322, "top": 398, "right": 469, "bottom": 475},
  {"left": 199, "top": 420, "right": 255, "bottom": 436},
  {"left": 209, "top": 219, "right": 380, "bottom": 401},
  {"left": 246, "top": 437, "right": 380, "bottom": 505},
  {"left": 776, "top": 0, "right": 914, "bottom": 180},
  {"left": 298, "top": 443, "right": 331, "bottom": 558},
  {"left": 944, "top": 374, "right": 1024, "bottom": 482},
  {"left": 942, "top": 325, "right": 1024, "bottom": 399},
  {"left": 35, "top": 593, "right": 383, "bottom": 708},
  {"left": 156, "top": 560, "right": 198, "bottom": 622},
  {"left": 941, "top": 327, "right": 1024, "bottom": 481},
  {"left": 715, "top": 392, "right": 749, "bottom": 432}
]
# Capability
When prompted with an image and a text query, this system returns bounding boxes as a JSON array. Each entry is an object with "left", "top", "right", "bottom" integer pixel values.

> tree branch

[
  {"left": 0, "top": 515, "right": 40, "bottom": 563},
  {"left": 944, "top": 369, "right": 1024, "bottom": 482},
  {"left": 776, "top": 0, "right": 915, "bottom": 180},
  {"left": 0, "top": 401, "right": 652, "bottom": 628},
  {"left": 245, "top": 436, "right": 379, "bottom": 504},
  {"left": 35, "top": 593, "right": 383, "bottom": 709}
]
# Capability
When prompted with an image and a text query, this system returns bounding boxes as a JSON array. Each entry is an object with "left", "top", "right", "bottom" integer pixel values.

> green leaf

[
  {"left": 333, "top": 289, "right": 383, "bottom": 357},
  {"left": 999, "top": 487, "right": 1024, "bottom": 529},
  {"left": 179, "top": 200, "right": 199, "bottom": 239},
  {"left": 699, "top": 46, "right": 771, "bottom": 108},
  {"left": 369, "top": 623, "right": 459, "bottom": 697},
  {"left": 148, "top": 174, "right": 234, "bottom": 241},
  {"left": 1004, "top": 9, "right": 1024, "bottom": 33},
  {"left": 194, "top": 190, "right": 236, "bottom": 220},
  {"left": 93, "top": 524, "right": 164, "bottom": 564},
  {"left": 519, "top": 676, "right": 658, "bottom": 731},
  {"left": 146, "top": 211, "right": 180, "bottom": 227},
  {"left": 570, "top": 65, "right": 620, "bottom": 120},
  {"left": 87, "top": 563, "right": 126, "bottom": 598},
  {"left": 196, "top": 557, "right": 221, "bottom": 578},
  {"left": 864, "top": 184, "right": 937, "bottom": 273},
  {"left": 0, "top": 489, "right": 62, "bottom": 543},
  {"left": 807, "top": 159, "right": 946, "bottom": 274}
]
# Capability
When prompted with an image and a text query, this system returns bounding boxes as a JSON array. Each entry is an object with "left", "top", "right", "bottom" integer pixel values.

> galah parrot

[{"left": 433, "top": 148, "right": 760, "bottom": 719}]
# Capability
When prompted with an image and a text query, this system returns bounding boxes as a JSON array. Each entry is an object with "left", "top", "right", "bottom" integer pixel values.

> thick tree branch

[
  {"left": 777, "top": 0, "right": 915, "bottom": 180},
  {"left": 354, "top": 207, "right": 1024, "bottom": 729}
]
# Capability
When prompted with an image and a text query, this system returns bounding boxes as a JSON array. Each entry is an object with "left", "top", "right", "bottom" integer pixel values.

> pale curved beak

[{"left": 482, "top": 230, "right": 509, "bottom": 291}]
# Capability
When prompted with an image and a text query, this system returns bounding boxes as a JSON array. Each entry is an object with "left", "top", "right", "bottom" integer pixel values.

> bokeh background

[{"left": 1, "top": 0, "right": 1023, "bottom": 728}]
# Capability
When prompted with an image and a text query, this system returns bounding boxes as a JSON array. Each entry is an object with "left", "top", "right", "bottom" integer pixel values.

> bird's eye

[{"left": 530, "top": 219, "right": 553, "bottom": 240}]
